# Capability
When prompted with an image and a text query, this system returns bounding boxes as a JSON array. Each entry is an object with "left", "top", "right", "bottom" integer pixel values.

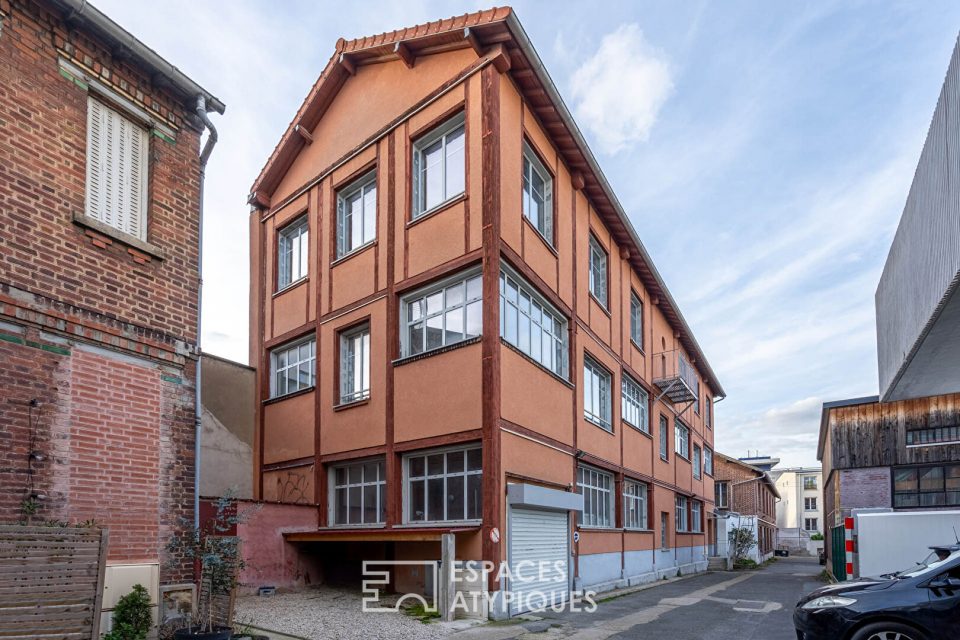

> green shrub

[
  {"left": 104, "top": 584, "right": 152, "bottom": 640},
  {"left": 810, "top": 533, "right": 824, "bottom": 541}
]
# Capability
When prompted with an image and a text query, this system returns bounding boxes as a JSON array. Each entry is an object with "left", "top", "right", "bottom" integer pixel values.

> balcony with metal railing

[{"left": 652, "top": 349, "right": 698, "bottom": 404}]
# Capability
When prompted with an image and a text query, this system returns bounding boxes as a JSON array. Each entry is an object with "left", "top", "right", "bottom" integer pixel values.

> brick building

[
  {"left": 714, "top": 452, "right": 778, "bottom": 561},
  {"left": 247, "top": 8, "right": 723, "bottom": 617},
  {"left": 0, "top": 0, "right": 222, "bottom": 609}
]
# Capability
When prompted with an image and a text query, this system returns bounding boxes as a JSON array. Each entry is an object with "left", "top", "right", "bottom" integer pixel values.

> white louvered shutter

[{"left": 85, "top": 97, "right": 149, "bottom": 240}]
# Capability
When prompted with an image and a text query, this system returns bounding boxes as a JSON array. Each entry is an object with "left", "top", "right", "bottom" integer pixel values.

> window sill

[
  {"left": 274, "top": 277, "right": 308, "bottom": 298},
  {"left": 521, "top": 216, "right": 558, "bottom": 257},
  {"left": 72, "top": 211, "right": 165, "bottom": 260},
  {"left": 585, "top": 416, "right": 614, "bottom": 434},
  {"left": 659, "top": 455, "right": 669, "bottom": 463},
  {"left": 408, "top": 193, "right": 467, "bottom": 228},
  {"left": 623, "top": 528, "right": 654, "bottom": 534},
  {"left": 334, "top": 397, "right": 370, "bottom": 412},
  {"left": 393, "top": 335, "right": 481, "bottom": 367},
  {"left": 576, "top": 526, "right": 619, "bottom": 533},
  {"left": 323, "top": 523, "right": 385, "bottom": 530},
  {"left": 500, "top": 338, "right": 572, "bottom": 388},
  {"left": 395, "top": 520, "right": 482, "bottom": 529},
  {"left": 630, "top": 339, "right": 645, "bottom": 355},
  {"left": 331, "top": 241, "right": 376, "bottom": 267},
  {"left": 263, "top": 385, "right": 315, "bottom": 405},
  {"left": 589, "top": 293, "right": 610, "bottom": 316}
]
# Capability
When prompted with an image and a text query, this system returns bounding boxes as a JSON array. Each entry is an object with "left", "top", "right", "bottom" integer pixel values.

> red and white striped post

[{"left": 844, "top": 517, "right": 855, "bottom": 578}]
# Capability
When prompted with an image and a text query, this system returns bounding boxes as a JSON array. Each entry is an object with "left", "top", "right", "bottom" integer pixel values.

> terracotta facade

[{"left": 249, "top": 8, "right": 723, "bottom": 599}]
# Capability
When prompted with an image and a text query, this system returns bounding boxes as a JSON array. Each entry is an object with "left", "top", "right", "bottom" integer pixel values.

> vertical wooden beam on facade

[
  {"left": 480, "top": 63, "right": 503, "bottom": 592},
  {"left": 385, "top": 131, "right": 400, "bottom": 526},
  {"left": 313, "top": 185, "right": 325, "bottom": 523},
  {"left": 256, "top": 208, "right": 268, "bottom": 501}
]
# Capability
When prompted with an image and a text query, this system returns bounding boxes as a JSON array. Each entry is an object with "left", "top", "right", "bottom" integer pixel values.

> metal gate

[{"left": 830, "top": 524, "right": 847, "bottom": 581}]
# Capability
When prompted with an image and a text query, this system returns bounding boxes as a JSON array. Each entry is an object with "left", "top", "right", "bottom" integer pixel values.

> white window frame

[
  {"left": 691, "top": 501, "right": 702, "bottom": 533},
  {"left": 693, "top": 444, "right": 702, "bottom": 479},
  {"left": 629, "top": 292, "right": 643, "bottom": 349},
  {"left": 336, "top": 171, "right": 377, "bottom": 258},
  {"left": 588, "top": 234, "right": 608, "bottom": 307},
  {"left": 339, "top": 324, "right": 370, "bottom": 405},
  {"left": 716, "top": 482, "right": 729, "bottom": 508},
  {"left": 803, "top": 476, "right": 818, "bottom": 491},
  {"left": 675, "top": 421, "right": 690, "bottom": 460},
  {"left": 704, "top": 447, "right": 713, "bottom": 476},
  {"left": 404, "top": 445, "right": 482, "bottom": 524},
  {"left": 623, "top": 480, "right": 648, "bottom": 530},
  {"left": 675, "top": 496, "right": 689, "bottom": 532},
  {"left": 412, "top": 112, "right": 465, "bottom": 219},
  {"left": 85, "top": 96, "right": 149, "bottom": 241},
  {"left": 621, "top": 375, "right": 649, "bottom": 433},
  {"left": 583, "top": 355, "right": 612, "bottom": 431},
  {"left": 804, "top": 497, "right": 817, "bottom": 511},
  {"left": 278, "top": 215, "right": 309, "bottom": 290},
  {"left": 400, "top": 268, "right": 482, "bottom": 357},
  {"left": 270, "top": 335, "right": 316, "bottom": 398},
  {"left": 500, "top": 266, "right": 568, "bottom": 377},
  {"left": 659, "top": 415, "right": 669, "bottom": 460},
  {"left": 329, "top": 458, "right": 385, "bottom": 526},
  {"left": 804, "top": 518, "right": 819, "bottom": 532},
  {"left": 522, "top": 141, "right": 553, "bottom": 244},
  {"left": 577, "top": 465, "right": 613, "bottom": 528}
]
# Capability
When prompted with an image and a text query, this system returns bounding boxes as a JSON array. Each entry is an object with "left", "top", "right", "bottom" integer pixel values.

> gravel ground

[{"left": 235, "top": 586, "right": 455, "bottom": 640}]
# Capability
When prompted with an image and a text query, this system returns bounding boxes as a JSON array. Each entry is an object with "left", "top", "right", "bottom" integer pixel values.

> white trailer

[{"left": 853, "top": 509, "right": 960, "bottom": 578}]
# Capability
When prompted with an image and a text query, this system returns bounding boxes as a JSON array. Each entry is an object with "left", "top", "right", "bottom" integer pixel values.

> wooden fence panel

[{"left": 0, "top": 525, "right": 108, "bottom": 640}]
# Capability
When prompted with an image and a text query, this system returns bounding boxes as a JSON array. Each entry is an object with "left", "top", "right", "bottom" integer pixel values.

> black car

[{"left": 794, "top": 545, "right": 960, "bottom": 640}]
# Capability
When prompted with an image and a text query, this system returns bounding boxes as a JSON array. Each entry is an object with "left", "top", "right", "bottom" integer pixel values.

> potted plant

[
  {"left": 166, "top": 493, "right": 255, "bottom": 640},
  {"left": 104, "top": 584, "right": 153, "bottom": 640}
]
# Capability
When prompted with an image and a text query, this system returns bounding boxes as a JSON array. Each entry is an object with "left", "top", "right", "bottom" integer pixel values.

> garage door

[{"left": 509, "top": 507, "right": 569, "bottom": 614}]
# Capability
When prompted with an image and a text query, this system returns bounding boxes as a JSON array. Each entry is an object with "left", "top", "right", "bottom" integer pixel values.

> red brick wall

[
  {"left": 714, "top": 456, "right": 777, "bottom": 522},
  {"left": 0, "top": 0, "right": 201, "bottom": 342},
  {"left": 0, "top": 0, "right": 206, "bottom": 584}
]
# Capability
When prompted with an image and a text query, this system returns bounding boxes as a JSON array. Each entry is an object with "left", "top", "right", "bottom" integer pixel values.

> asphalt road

[{"left": 457, "top": 556, "right": 825, "bottom": 640}]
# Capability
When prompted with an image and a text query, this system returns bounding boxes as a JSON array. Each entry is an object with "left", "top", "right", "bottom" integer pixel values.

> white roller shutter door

[{"left": 508, "top": 507, "right": 569, "bottom": 615}]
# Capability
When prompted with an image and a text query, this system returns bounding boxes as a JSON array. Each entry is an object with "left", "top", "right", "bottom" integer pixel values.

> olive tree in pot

[{"left": 166, "top": 493, "right": 256, "bottom": 640}]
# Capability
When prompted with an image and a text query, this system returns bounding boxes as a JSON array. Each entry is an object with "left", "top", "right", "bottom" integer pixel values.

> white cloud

[
  {"left": 569, "top": 24, "right": 674, "bottom": 154},
  {"left": 716, "top": 397, "right": 825, "bottom": 465}
]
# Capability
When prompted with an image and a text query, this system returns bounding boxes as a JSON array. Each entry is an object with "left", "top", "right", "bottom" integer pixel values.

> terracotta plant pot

[{"left": 172, "top": 626, "right": 232, "bottom": 640}]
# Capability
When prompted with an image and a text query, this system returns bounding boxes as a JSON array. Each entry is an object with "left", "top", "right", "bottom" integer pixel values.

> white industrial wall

[{"left": 856, "top": 509, "right": 960, "bottom": 577}]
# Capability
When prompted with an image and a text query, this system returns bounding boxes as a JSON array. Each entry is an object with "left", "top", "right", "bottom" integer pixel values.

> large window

[
  {"left": 803, "top": 476, "right": 818, "bottom": 491},
  {"left": 588, "top": 235, "right": 608, "bottom": 307},
  {"left": 694, "top": 379, "right": 701, "bottom": 414},
  {"left": 675, "top": 421, "right": 690, "bottom": 459},
  {"left": 659, "top": 415, "right": 669, "bottom": 460},
  {"left": 412, "top": 113, "right": 465, "bottom": 218},
  {"left": 691, "top": 501, "right": 702, "bottom": 533},
  {"left": 85, "top": 97, "right": 149, "bottom": 240},
  {"left": 675, "top": 496, "right": 689, "bottom": 532},
  {"left": 278, "top": 215, "right": 309, "bottom": 290},
  {"left": 336, "top": 172, "right": 376, "bottom": 258},
  {"left": 906, "top": 426, "right": 960, "bottom": 446},
  {"left": 406, "top": 446, "right": 482, "bottom": 523},
  {"left": 500, "top": 268, "right": 567, "bottom": 377},
  {"left": 629, "top": 292, "right": 643, "bottom": 349},
  {"left": 621, "top": 375, "right": 648, "bottom": 433},
  {"left": 339, "top": 324, "right": 370, "bottom": 404},
  {"left": 716, "top": 481, "right": 729, "bottom": 508},
  {"left": 332, "top": 459, "right": 385, "bottom": 525},
  {"left": 704, "top": 396, "right": 712, "bottom": 429},
  {"left": 693, "top": 444, "right": 702, "bottom": 479},
  {"left": 623, "top": 480, "right": 648, "bottom": 530},
  {"left": 402, "top": 270, "right": 482, "bottom": 357},
  {"left": 583, "top": 355, "right": 612, "bottom": 430},
  {"left": 578, "top": 466, "right": 613, "bottom": 528},
  {"left": 893, "top": 464, "right": 960, "bottom": 508},
  {"left": 704, "top": 447, "right": 713, "bottom": 476},
  {"left": 804, "top": 497, "right": 817, "bottom": 511},
  {"left": 804, "top": 518, "right": 819, "bottom": 532},
  {"left": 522, "top": 142, "right": 553, "bottom": 244},
  {"left": 270, "top": 335, "right": 316, "bottom": 398}
]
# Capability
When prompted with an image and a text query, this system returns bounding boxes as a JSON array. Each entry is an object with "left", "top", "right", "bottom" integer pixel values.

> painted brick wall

[{"left": 0, "top": 330, "right": 196, "bottom": 581}]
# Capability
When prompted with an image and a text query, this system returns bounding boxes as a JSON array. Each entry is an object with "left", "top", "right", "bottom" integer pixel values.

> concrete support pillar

[{"left": 439, "top": 533, "right": 456, "bottom": 622}]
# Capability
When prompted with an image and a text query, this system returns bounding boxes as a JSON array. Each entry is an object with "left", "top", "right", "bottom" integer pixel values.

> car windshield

[{"left": 892, "top": 549, "right": 960, "bottom": 578}]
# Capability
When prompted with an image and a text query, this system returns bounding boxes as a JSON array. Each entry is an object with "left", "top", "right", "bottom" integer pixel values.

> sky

[{"left": 92, "top": 0, "right": 960, "bottom": 467}]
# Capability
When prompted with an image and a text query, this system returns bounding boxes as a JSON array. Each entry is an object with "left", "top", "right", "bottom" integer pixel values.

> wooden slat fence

[{"left": 0, "top": 525, "right": 108, "bottom": 640}]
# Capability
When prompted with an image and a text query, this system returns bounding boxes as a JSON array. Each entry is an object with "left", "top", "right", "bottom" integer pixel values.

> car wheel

[{"left": 850, "top": 621, "right": 927, "bottom": 640}]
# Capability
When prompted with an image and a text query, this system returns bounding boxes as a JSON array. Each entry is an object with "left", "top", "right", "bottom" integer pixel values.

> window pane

[
  {"left": 445, "top": 126, "right": 465, "bottom": 197},
  {"left": 447, "top": 475, "right": 465, "bottom": 521},
  {"left": 447, "top": 451, "right": 465, "bottom": 473},
  {"left": 362, "top": 484, "right": 377, "bottom": 523},
  {"left": 427, "top": 454, "right": 444, "bottom": 476},
  {"left": 444, "top": 307, "right": 464, "bottom": 344},
  {"left": 465, "top": 301, "right": 482, "bottom": 337},
  {"left": 920, "top": 467, "right": 943, "bottom": 491},
  {"left": 426, "top": 292, "right": 443, "bottom": 315},
  {"left": 422, "top": 139, "right": 443, "bottom": 211},
  {"left": 410, "top": 457, "right": 425, "bottom": 478},
  {"left": 426, "top": 315, "right": 443, "bottom": 350},
  {"left": 348, "top": 486, "right": 362, "bottom": 523},
  {"left": 467, "top": 448, "right": 482, "bottom": 471},
  {"left": 427, "top": 478, "right": 445, "bottom": 521},
  {"left": 363, "top": 184, "right": 376, "bottom": 244},
  {"left": 336, "top": 488, "right": 348, "bottom": 524},
  {"left": 446, "top": 282, "right": 464, "bottom": 307},
  {"left": 408, "top": 321, "right": 424, "bottom": 355},
  {"left": 467, "top": 473, "right": 482, "bottom": 520},
  {"left": 410, "top": 479, "right": 425, "bottom": 521}
]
